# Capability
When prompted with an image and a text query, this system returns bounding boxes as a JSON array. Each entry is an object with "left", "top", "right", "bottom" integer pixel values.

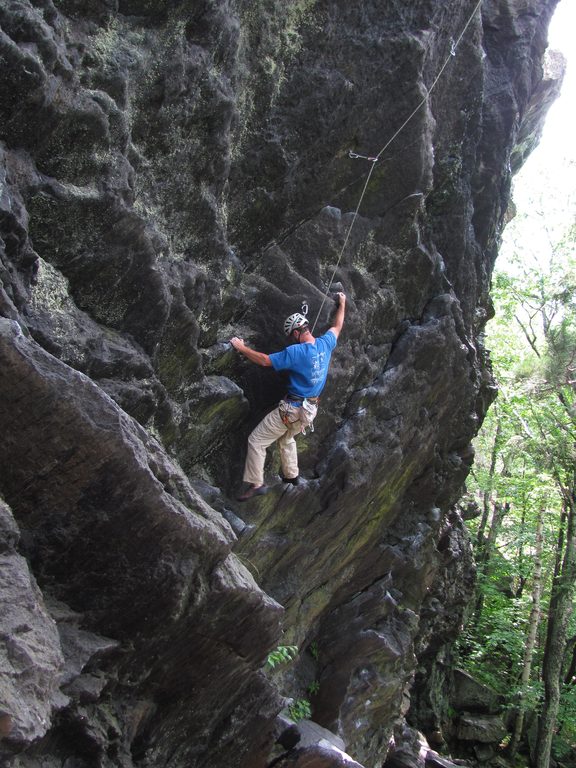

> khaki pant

[{"left": 242, "top": 401, "right": 317, "bottom": 486}]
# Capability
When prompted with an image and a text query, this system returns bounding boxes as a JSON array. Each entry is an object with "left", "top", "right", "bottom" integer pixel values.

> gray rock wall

[{"left": 0, "top": 1, "right": 562, "bottom": 766}]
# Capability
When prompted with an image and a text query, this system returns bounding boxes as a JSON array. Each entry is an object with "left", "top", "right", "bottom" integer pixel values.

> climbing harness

[
  {"left": 280, "top": 406, "right": 298, "bottom": 427},
  {"left": 280, "top": 396, "right": 318, "bottom": 435},
  {"left": 310, "top": 0, "right": 484, "bottom": 333}
]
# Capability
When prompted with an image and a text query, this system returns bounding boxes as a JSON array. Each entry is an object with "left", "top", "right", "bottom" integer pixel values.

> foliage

[
  {"left": 457, "top": 591, "right": 528, "bottom": 697},
  {"left": 288, "top": 698, "right": 312, "bottom": 722},
  {"left": 307, "top": 680, "right": 320, "bottom": 695},
  {"left": 266, "top": 644, "right": 298, "bottom": 669},
  {"left": 308, "top": 641, "right": 319, "bottom": 660},
  {"left": 266, "top": 646, "right": 314, "bottom": 723},
  {"left": 559, "top": 684, "right": 576, "bottom": 729},
  {"left": 460, "top": 212, "right": 576, "bottom": 761}
]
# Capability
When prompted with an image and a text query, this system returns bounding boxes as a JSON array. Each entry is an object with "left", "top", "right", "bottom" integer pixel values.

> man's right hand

[
  {"left": 335, "top": 292, "right": 346, "bottom": 305},
  {"left": 230, "top": 337, "right": 272, "bottom": 367}
]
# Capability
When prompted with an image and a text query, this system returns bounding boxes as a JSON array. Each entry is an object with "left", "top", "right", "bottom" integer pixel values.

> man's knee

[{"left": 247, "top": 432, "right": 264, "bottom": 452}]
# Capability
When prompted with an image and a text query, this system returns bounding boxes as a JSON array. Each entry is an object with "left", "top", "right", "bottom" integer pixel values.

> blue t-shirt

[{"left": 269, "top": 330, "right": 337, "bottom": 398}]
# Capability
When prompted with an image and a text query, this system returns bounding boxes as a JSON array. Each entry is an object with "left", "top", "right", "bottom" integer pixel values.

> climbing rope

[{"left": 309, "top": 0, "right": 484, "bottom": 333}]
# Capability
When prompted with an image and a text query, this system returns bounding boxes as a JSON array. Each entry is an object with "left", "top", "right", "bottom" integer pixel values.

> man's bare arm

[
  {"left": 329, "top": 292, "right": 346, "bottom": 339},
  {"left": 230, "top": 337, "right": 272, "bottom": 367}
]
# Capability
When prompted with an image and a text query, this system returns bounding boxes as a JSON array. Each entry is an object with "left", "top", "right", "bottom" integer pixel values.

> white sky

[
  {"left": 538, "top": 0, "right": 576, "bottom": 170},
  {"left": 499, "top": 0, "right": 576, "bottom": 267}
]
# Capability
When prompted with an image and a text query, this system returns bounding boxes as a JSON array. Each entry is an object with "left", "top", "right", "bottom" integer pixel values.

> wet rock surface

[{"left": 0, "top": 0, "right": 562, "bottom": 766}]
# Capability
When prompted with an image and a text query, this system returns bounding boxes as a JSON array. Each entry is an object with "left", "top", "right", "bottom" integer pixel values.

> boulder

[
  {"left": 456, "top": 714, "right": 507, "bottom": 744},
  {"left": 451, "top": 670, "right": 501, "bottom": 714},
  {"left": 273, "top": 742, "right": 365, "bottom": 768}
]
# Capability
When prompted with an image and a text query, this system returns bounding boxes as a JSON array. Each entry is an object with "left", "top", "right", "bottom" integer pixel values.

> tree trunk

[
  {"left": 563, "top": 635, "right": 576, "bottom": 685},
  {"left": 515, "top": 464, "right": 528, "bottom": 598},
  {"left": 535, "top": 491, "right": 576, "bottom": 768},
  {"left": 508, "top": 507, "right": 544, "bottom": 757},
  {"left": 476, "top": 419, "right": 502, "bottom": 551},
  {"left": 474, "top": 501, "right": 509, "bottom": 620}
]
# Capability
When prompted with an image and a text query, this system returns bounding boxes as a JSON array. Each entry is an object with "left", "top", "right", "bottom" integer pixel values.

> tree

[
  {"left": 460, "top": 221, "right": 576, "bottom": 765},
  {"left": 536, "top": 489, "right": 576, "bottom": 768},
  {"left": 509, "top": 505, "right": 544, "bottom": 757}
]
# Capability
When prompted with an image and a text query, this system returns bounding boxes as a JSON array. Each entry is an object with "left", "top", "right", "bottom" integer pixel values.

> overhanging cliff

[{"left": 0, "top": 1, "right": 563, "bottom": 766}]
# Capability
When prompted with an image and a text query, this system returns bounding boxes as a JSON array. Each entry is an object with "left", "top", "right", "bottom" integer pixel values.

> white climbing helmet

[{"left": 284, "top": 312, "right": 309, "bottom": 336}]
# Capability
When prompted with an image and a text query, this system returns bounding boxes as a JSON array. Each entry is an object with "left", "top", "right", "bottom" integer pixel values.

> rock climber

[{"left": 230, "top": 293, "right": 346, "bottom": 501}]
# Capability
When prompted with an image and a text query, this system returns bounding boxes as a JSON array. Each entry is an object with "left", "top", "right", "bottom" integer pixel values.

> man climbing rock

[{"left": 230, "top": 293, "right": 346, "bottom": 501}]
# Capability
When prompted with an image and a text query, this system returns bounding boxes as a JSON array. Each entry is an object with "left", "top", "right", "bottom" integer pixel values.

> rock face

[
  {"left": 0, "top": 1, "right": 562, "bottom": 767},
  {"left": 0, "top": 498, "right": 66, "bottom": 748}
]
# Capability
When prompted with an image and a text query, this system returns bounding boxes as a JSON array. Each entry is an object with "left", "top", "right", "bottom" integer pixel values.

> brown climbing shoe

[{"left": 237, "top": 484, "right": 269, "bottom": 502}]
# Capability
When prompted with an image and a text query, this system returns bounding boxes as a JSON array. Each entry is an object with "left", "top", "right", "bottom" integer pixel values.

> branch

[
  {"left": 499, "top": 388, "right": 536, "bottom": 440},
  {"left": 514, "top": 314, "right": 541, "bottom": 357}
]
